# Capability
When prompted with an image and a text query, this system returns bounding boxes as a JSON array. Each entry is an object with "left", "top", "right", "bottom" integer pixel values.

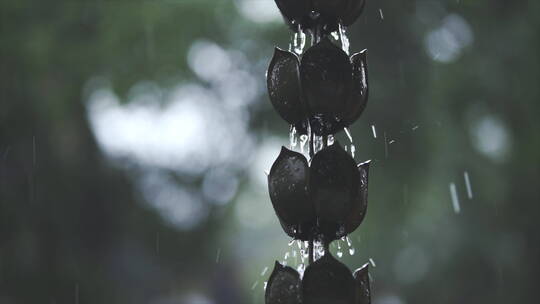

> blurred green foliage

[{"left": 1, "top": 0, "right": 539, "bottom": 303}]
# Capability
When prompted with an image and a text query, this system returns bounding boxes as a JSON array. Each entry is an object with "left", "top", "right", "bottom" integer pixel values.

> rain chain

[{"left": 264, "top": 1, "right": 372, "bottom": 303}]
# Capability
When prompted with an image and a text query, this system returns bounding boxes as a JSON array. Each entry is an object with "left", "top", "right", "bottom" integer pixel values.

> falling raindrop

[
  {"left": 342, "top": 236, "right": 355, "bottom": 255},
  {"left": 449, "top": 182, "right": 461, "bottom": 213},
  {"left": 369, "top": 258, "right": 377, "bottom": 267},
  {"left": 261, "top": 266, "right": 269, "bottom": 276},
  {"left": 351, "top": 144, "right": 356, "bottom": 158},
  {"left": 464, "top": 171, "right": 473, "bottom": 199},
  {"left": 251, "top": 281, "right": 259, "bottom": 290},
  {"left": 384, "top": 132, "right": 388, "bottom": 158},
  {"left": 371, "top": 125, "right": 377, "bottom": 138}
]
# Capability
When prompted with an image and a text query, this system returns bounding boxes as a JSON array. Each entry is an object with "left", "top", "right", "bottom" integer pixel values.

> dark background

[{"left": 1, "top": 0, "right": 539, "bottom": 303}]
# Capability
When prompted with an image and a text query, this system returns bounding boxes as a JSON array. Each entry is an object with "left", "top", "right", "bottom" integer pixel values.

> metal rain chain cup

[{"left": 265, "top": 0, "right": 372, "bottom": 303}]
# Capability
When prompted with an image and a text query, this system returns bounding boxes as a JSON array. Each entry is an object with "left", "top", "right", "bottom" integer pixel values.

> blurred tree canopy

[{"left": 1, "top": 0, "right": 539, "bottom": 304}]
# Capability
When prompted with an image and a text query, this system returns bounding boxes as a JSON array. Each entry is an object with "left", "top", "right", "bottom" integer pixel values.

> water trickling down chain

[{"left": 264, "top": 1, "right": 372, "bottom": 303}]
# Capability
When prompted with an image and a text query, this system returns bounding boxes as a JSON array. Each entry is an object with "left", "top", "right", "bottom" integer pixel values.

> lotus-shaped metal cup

[
  {"left": 265, "top": 254, "right": 371, "bottom": 304},
  {"left": 268, "top": 143, "right": 370, "bottom": 241},
  {"left": 267, "top": 38, "right": 368, "bottom": 136},
  {"left": 274, "top": 0, "right": 366, "bottom": 32}
]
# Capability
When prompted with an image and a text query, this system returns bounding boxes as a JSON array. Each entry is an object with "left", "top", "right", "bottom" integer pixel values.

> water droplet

[
  {"left": 313, "top": 135, "right": 324, "bottom": 153},
  {"left": 344, "top": 127, "right": 354, "bottom": 143},
  {"left": 349, "top": 247, "right": 355, "bottom": 255},
  {"left": 327, "top": 134, "right": 335, "bottom": 145},
  {"left": 306, "top": 121, "right": 312, "bottom": 158},
  {"left": 313, "top": 239, "right": 326, "bottom": 261},
  {"left": 293, "top": 30, "right": 306, "bottom": 55},
  {"left": 300, "top": 134, "right": 308, "bottom": 154},
  {"left": 338, "top": 23, "right": 350, "bottom": 55},
  {"left": 297, "top": 263, "right": 305, "bottom": 276},
  {"left": 337, "top": 250, "right": 343, "bottom": 258},
  {"left": 289, "top": 126, "right": 298, "bottom": 149}
]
